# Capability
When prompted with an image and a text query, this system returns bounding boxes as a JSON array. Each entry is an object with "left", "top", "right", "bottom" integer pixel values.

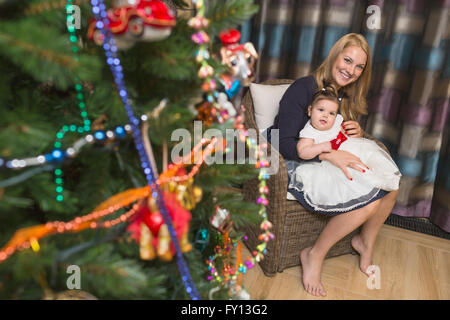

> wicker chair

[{"left": 239, "top": 79, "right": 389, "bottom": 277}]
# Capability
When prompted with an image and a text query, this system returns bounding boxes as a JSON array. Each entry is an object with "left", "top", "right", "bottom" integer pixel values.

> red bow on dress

[{"left": 330, "top": 130, "right": 348, "bottom": 150}]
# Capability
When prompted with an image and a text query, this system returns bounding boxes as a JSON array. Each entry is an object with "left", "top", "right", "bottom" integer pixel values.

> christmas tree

[{"left": 0, "top": 0, "right": 268, "bottom": 300}]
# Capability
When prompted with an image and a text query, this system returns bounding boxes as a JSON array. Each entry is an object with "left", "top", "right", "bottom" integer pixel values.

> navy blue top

[{"left": 273, "top": 75, "right": 319, "bottom": 162}]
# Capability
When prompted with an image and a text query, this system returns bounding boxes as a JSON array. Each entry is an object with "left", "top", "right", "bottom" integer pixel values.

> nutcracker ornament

[
  {"left": 127, "top": 165, "right": 203, "bottom": 261},
  {"left": 87, "top": 0, "right": 176, "bottom": 50},
  {"left": 219, "top": 29, "right": 258, "bottom": 100},
  {"left": 127, "top": 193, "right": 192, "bottom": 261}
]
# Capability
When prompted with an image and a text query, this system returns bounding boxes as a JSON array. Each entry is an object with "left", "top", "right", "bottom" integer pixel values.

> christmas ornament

[
  {"left": 216, "top": 92, "right": 236, "bottom": 117},
  {"left": 157, "top": 223, "right": 173, "bottom": 260},
  {"left": 219, "top": 29, "right": 258, "bottom": 98},
  {"left": 230, "top": 282, "right": 251, "bottom": 300},
  {"left": 189, "top": 0, "right": 232, "bottom": 124},
  {"left": 196, "top": 101, "right": 216, "bottom": 126},
  {"left": 197, "top": 65, "right": 214, "bottom": 79},
  {"left": 127, "top": 193, "right": 193, "bottom": 261},
  {"left": 194, "top": 228, "right": 209, "bottom": 252},
  {"left": 166, "top": 167, "right": 203, "bottom": 211},
  {"left": 139, "top": 222, "right": 155, "bottom": 260},
  {"left": 200, "top": 78, "right": 215, "bottom": 91},
  {"left": 89, "top": 0, "right": 200, "bottom": 300},
  {"left": 187, "top": 15, "right": 209, "bottom": 30},
  {"left": 210, "top": 206, "right": 232, "bottom": 234},
  {"left": 191, "top": 30, "right": 210, "bottom": 44},
  {"left": 88, "top": 0, "right": 176, "bottom": 50}
]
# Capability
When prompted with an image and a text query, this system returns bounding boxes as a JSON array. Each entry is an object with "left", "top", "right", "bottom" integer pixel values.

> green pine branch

[
  {"left": 0, "top": 19, "right": 101, "bottom": 90},
  {"left": 69, "top": 243, "right": 167, "bottom": 299}
]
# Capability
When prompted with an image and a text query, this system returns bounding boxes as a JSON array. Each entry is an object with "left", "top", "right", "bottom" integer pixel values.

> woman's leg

[
  {"left": 300, "top": 199, "right": 381, "bottom": 297},
  {"left": 351, "top": 190, "right": 399, "bottom": 275}
]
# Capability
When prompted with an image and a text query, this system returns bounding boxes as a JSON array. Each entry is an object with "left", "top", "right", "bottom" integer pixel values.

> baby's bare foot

[
  {"left": 351, "top": 234, "right": 375, "bottom": 276},
  {"left": 300, "top": 247, "right": 327, "bottom": 297}
]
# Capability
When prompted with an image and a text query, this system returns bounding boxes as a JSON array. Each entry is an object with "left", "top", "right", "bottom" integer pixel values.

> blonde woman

[{"left": 271, "top": 33, "right": 399, "bottom": 297}]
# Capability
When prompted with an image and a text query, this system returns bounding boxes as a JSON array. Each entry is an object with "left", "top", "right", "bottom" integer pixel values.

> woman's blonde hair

[{"left": 313, "top": 33, "right": 372, "bottom": 121}]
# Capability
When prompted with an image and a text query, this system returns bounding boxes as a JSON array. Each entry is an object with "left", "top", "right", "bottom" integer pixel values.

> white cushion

[{"left": 249, "top": 83, "right": 291, "bottom": 133}]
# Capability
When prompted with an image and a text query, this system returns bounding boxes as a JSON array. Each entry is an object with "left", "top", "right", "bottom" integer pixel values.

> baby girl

[{"left": 288, "top": 87, "right": 401, "bottom": 214}]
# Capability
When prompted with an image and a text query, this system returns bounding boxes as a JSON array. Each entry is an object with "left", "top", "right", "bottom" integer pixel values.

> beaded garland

[
  {"left": 205, "top": 138, "right": 273, "bottom": 285},
  {"left": 0, "top": 115, "right": 170, "bottom": 171},
  {"left": 51, "top": 1, "right": 93, "bottom": 202},
  {"left": 0, "top": 199, "right": 140, "bottom": 263},
  {"left": 0, "top": 109, "right": 168, "bottom": 172},
  {"left": 90, "top": 0, "right": 202, "bottom": 299},
  {"left": 0, "top": 124, "right": 131, "bottom": 170},
  {"left": 188, "top": 0, "right": 230, "bottom": 123}
]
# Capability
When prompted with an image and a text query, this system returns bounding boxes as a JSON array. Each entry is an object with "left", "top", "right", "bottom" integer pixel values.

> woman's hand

[
  {"left": 342, "top": 120, "right": 363, "bottom": 138},
  {"left": 319, "top": 149, "right": 369, "bottom": 180}
]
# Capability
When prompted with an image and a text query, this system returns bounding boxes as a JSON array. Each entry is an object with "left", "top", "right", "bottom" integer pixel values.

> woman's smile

[{"left": 339, "top": 70, "right": 352, "bottom": 80}]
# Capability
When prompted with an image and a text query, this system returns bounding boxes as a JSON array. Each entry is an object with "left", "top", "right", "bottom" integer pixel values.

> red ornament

[
  {"left": 126, "top": 202, "right": 150, "bottom": 243},
  {"left": 126, "top": 191, "right": 192, "bottom": 257},
  {"left": 219, "top": 29, "right": 241, "bottom": 47},
  {"left": 144, "top": 210, "right": 164, "bottom": 236}
]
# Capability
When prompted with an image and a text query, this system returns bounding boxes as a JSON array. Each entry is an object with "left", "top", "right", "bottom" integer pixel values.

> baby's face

[{"left": 308, "top": 99, "right": 338, "bottom": 131}]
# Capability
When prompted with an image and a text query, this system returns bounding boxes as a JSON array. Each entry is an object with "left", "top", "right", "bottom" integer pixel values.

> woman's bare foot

[
  {"left": 300, "top": 247, "right": 327, "bottom": 297},
  {"left": 351, "top": 234, "right": 374, "bottom": 276}
]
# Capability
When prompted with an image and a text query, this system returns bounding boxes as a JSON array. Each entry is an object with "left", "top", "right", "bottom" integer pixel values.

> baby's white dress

[{"left": 287, "top": 115, "right": 401, "bottom": 214}]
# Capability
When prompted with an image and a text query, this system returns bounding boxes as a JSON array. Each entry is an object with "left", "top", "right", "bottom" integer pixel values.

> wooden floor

[{"left": 242, "top": 224, "right": 450, "bottom": 300}]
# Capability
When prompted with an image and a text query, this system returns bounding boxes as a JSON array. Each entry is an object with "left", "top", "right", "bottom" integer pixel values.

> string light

[
  {"left": 0, "top": 125, "right": 131, "bottom": 171},
  {"left": 50, "top": 0, "right": 93, "bottom": 201},
  {"left": 0, "top": 204, "right": 139, "bottom": 263}
]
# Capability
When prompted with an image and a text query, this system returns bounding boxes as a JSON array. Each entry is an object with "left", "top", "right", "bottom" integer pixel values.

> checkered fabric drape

[{"left": 240, "top": 0, "right": 450, "bottom": 232}]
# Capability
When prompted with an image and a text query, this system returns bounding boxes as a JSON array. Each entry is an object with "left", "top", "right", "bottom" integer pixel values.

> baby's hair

[{"left": 311, "top": 85, "right": 340, "bottom": 108}]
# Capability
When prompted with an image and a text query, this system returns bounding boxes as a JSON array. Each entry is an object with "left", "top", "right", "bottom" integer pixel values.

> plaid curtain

[{"left": 241, "top": 0, "right": 450, "bottom": 232}]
